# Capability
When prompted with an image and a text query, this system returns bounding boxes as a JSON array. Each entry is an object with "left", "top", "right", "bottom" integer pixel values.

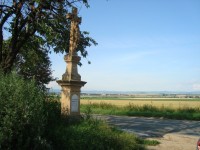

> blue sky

[{"left": 48, "top": 0, "right": 200, "bottom": 92}]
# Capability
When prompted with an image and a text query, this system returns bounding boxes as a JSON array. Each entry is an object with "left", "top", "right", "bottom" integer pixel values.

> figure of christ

[{"left": 67, "top": 7, "right": 82, "bottom": 56}]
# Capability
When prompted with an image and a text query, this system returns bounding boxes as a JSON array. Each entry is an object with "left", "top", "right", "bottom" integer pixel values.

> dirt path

[
  {"left": 95, "top": 115, "right": 200, "bottom": 150},
  {"left": 147, "top": 133, "right": 198, "bottom": 150}
]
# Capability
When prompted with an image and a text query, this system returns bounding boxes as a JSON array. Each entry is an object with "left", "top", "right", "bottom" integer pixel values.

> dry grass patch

[{"left": 81, "top": 99, "right": 200, "bottom": 109}]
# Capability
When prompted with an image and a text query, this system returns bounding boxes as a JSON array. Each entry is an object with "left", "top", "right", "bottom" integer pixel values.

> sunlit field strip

[{"left": 81, "top": 99, "right": 200, "bottom": 109}]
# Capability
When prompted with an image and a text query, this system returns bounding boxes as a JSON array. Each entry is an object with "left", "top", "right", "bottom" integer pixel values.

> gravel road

[{"left": 95, "top": 115, "right": 200, "bottom": 150}]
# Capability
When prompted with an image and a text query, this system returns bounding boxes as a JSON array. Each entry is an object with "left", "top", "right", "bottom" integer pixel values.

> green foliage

[
  {"left": 141, "top": 139, "right": 160, "bottom": 146},
  {"left": 43, "top": 100, "right": 150, "bottom": 150},
  {"left": 81, "top": 103, "right": 200, "bottom": 120},
  {"left": 1, "top": 36, "right": 55, "bottom": 89},
  {"left": 0, "top": 71, "right": 48, "bottom": 149},
  {"left": 84, "top": 103, "right": 93, "bottom": 120},
  {"left": 14, "top": 36, "right": 55, "bottom": 90},
  {"left": 47, "top": 118, "right": 146, "bottom": 150},
  {"left": 0, "top": 72, "right": 155, "bottom": 149},
  {"left": 0, "top": 0, "right": 97, "bottom": 73}
]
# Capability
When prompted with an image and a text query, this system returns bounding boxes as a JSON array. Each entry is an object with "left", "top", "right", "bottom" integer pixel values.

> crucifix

[
  {"left": 56, "top": 7, "right": 86, "bottom": 117},
  {"left": 67, "top": 7, "right": 82, "bottom": 56},
  {"left": 61, "top": 7, "right": 82, "bottom": 81}
]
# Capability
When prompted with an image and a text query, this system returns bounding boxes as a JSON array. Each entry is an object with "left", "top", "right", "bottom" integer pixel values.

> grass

[
  {"left": 82, "top": 97, "right": 200, "bottom": 101},
  {"left": 81, "top": 98, "right": 200, "bottom": 109},
  {"left": 47, "top": 118, "right": 150, "bottom": 150},
  {"left": 80, "top": 102, "right": 200, "bottom": 120},
  {"left": 44, "top": 99, "right": 159, "bottom": 150}
]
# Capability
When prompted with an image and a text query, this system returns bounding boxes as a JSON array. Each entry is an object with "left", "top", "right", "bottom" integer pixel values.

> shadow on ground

[{"left": 95, "top": 115, "right": 200, "bottom": 138}]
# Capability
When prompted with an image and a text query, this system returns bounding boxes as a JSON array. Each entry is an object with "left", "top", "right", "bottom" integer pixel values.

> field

[
  {"left": 80, "top": 97, "right": 200, "bottom": 120},
  {"left": 81, "top": 97, "right": 200, "bottom": 109}
]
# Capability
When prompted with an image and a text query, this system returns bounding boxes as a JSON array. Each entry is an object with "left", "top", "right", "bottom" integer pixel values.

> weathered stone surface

[
  {"left": 62, "top": 54, "right": 81, "bottom": 81},
  {"left": 66, "top": 7, "right": 81, "bottom": 56},
  {"left": 57, "top": 7, "right": 86, "bottom": 116}
]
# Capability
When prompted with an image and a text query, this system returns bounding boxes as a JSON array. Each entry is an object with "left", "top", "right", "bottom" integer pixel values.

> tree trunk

[{"left": 0, "top": 30, "right": 3, "bottom": 63}]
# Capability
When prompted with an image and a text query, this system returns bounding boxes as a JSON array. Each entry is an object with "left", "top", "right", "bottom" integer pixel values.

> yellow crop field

[{"left": 81, "top": 99, "right": 200, "bottom": 109}]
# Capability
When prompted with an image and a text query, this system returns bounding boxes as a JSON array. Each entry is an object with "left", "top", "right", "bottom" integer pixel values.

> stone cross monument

[{"left": 57, "top": 7, "right": 86, "bottom": 117}]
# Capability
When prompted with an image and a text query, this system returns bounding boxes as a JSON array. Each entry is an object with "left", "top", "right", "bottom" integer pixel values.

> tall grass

[
  {"left": 44, "top": 100, "right": 159, "bottom": 150},
  {"left": 47, "top": 117, "right": 147, "bottom": 150},
  {"left": 81, "top": 102, "right": 200, "bottom": 120}
]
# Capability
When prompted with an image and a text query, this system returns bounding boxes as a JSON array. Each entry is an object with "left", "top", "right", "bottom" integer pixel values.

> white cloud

[
  {"left": 192, "top": 84, "right": 200, "bottom": 91},
  {"left": 46, "top": 81, "right": 60, "bottom": 89}
]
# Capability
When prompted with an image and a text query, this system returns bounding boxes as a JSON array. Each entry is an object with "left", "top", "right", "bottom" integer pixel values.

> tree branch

[
  {"left": 0, "top": 29, "right": 3, "bottom": 63},
  {"left": 0, "top": 11, "right": 13, "bottom": 28},
  {"left": 0, "top": 11, "right": 13, "bottom": 64},
  {"left": 0, "top": 5, "right": 12, "bottom": 9},
  {"left": 4, "top": 28, "right": 36, "bottom": 72}
]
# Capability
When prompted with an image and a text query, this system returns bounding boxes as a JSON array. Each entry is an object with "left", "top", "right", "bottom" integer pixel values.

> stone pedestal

[
  {"left": 57, "top": 54, "right": 86, "bottom": 116},
  {"left": 56, "top": 80, "right": 86, "bottom": 116}
]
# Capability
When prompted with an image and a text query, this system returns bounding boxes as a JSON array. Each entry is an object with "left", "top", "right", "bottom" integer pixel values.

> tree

[
  {"left": 0, "top": 0, "right": 97, "bottom": 74},
  {"left": 15, "top": 35, "right": 55, "bottom": 89},
  {"left": 3, "top": 36, "right": 54, "bottom": 89}
]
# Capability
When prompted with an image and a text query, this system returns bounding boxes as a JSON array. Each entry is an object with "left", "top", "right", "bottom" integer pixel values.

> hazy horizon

[{"left": 49, "top": 88, "right": 200, "bottom": 95}]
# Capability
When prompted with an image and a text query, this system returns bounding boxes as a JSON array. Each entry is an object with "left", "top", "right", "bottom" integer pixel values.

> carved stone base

[
  {"left": 56, "top": 80, "right": 86, "bottom": 116},
  {"left": 62, "top": 54, "right": 81, "bottom": 81}
]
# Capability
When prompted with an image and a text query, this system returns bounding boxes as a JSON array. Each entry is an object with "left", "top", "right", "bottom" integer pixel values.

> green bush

[{"left": 0, "top": 71, "right": 48, "bottom": 149}]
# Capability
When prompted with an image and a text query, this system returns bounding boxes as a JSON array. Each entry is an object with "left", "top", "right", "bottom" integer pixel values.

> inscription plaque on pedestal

[{"left": 71, "top": 94, "right": 79, "bottom": 112}]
